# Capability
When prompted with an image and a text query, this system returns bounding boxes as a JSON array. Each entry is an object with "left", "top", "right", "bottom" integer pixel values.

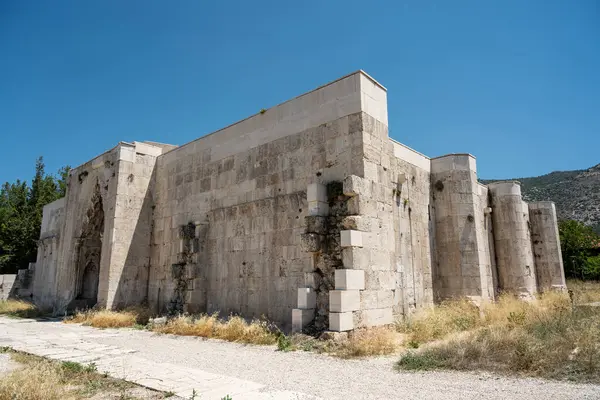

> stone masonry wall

[
  {"left": 148, "top": 72, "right": 383, "bottom": 329},
  {"left": 102, "top": 143, "right": 164, "bottom": 309},
  {"left": 488, "top": 182, "right": 537, "bottom": 296},
  {"left": 148, "top": 113, "right": 365, "bottom": 327},
  {"left": 33, "top": 70, "right": 568, "bottom": 331},
  {"left": 389, "top": 141, "right": 434, "bottom": 316},
  {"left": 46, "top": 146, "right": 120, "bottom": 312},
  {"left": 327, "top": 110, "right": 434, "bottom": 331},
  {"left": 430, "top": 155, "right": 495, "bottom": 302},
  {"left": 34, "top": 197, "right": 65, "bottom": 307},
  {"left": 33, "top": 142, "right": 165, "bottom": 312},
  {"left": 529, "top": 201, "right": 566, "bottom": 291}
]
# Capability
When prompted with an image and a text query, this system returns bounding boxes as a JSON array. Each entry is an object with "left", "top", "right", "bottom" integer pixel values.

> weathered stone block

[
  {"left": 305, "top": 215, "right": 327, "bottom": 234},
  {"left": 292, "top": 308, "right": 315, "bottom": 333},
  {"left": 355, "top": 307, "right": 393, "bottom": 327},
  {"left": 360, "top": 290, "right": 394, "bottom": 309},
  {"left": 363, "top": 160, "right": 379, "bottom": 183},
  {"left": 343, "top": 175, "right": 371, "bottom": 197},
  {"left": 342, "top": 247, "right": 370, "bottom": 269},
  {"left": 369, "top": 249, "right": 391, "bottom": 270},
  {"left": 330, "top": 290, "right": 361, "bottom": 312},
  {"left": 307, "top": 183, "right": 327, "bottom": 203},
  {"left": 297, "top": 287, "right": 316, "bottom": 309},
  {"left": 335, "top": 269, "right": 365, "bottom": 290},
  {"left": 308, "top": 200, "right": 329, "bottom": 216},
  {"left": 304, "top": 272, "right": 316, "bottom": 288},
  {"left": 341, "top": 216, "right": 372, "bottom": 231},
  {"left": 347, "top": 196, "right": 377, "bottom": 216},
  {"left": 329, "top": 311, "right": 354, "bottom": 332},
  {"left": 365, "top": 271, "right": 396, "bottom": 290},
  {"left": 300, "top": 233, "right": 323, "bottom": 253},
  {"left": 340, "top": 230, "right": 363, "bottom": 247}
]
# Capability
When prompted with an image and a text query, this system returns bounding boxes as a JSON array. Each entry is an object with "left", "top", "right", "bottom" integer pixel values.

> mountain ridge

[{"left": 481, "top": 163, "right": 600, "bottom": 234}]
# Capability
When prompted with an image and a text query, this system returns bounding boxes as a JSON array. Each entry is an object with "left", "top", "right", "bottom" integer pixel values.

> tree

[
  {"left": 559, "top": 219, "right": 600, "bottom": 280},
  {"left": 0, "top": 180, "right": 30, "bottom": 272},
  {"left": 0, "top": 157, "right": 70, "bottom": 274},
  {"left": 57, "top": 166, "right": 71, "bottom": 197}
]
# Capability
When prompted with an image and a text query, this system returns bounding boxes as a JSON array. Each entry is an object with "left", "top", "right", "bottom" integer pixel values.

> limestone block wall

[
  {"left": 478, "top": 184, "right": 498, "bottom": 300},
  {"left": 42, "top": 147, "right": 119, "bottom": 311},
  {"left": 149, "top": 71, "right": 385, "bottom": 329},
  {"left": 430, "top": 155, "right": 495, "bottom": 302},
  {"left": 32, "top": 69, "right": 569, "bottom": 330},
  {"left": 33, "top": 197, "right": 65, "bottom": 307},
  {"left": 488, "top": 182, "right": 537, "bottom": 296},
  {"left": 327, "top": 113, "right": 435, "bottom": 331},
  {"left": 389, "top": 141, "right": 434, "bottom": 316},
  {"left": 323, "top": 83, "right": 424, "bottom": 331},
  {"left": 34, "top": 142, "right": 166, "bottom": 311},
  {"left": 529, "top": 202, "right": 566, "bottom": 291},
  {"left": 102, "top": 142, "right": 165, "bottom": 309}
]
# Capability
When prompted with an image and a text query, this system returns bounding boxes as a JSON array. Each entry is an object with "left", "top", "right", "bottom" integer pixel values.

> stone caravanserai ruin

[{"left": 30, "top": 71, "right": 566, "bottom": 333}]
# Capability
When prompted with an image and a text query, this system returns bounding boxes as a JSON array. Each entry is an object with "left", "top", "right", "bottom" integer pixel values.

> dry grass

[
  {"left": 65, "top": 308, "right": 278, "bottom": 345},
  {"left": 0, "top": 353, "right": 72, "bottom": 400},
  {"left": 396, "top": 290, "right": 600, "bottom": 382},
  {"left": 0, "top": 300, "right": 42, "bottom": 318},
  {"left": 65, "top": 307, "right": 151, "bottom": 328},
  {"left": 283, "top": 327, "right": 402, "bottom": 358},
  {"left": 336, "top": 327, "right": 400, "bottom": 358},
  {"left": 0, "top": 349, "right": 153, "bottom": 400},
  {"left": 567, "top": 279, "right": 600, "bottom": 303},
  {"left": 153, "top": 314, "right": 278, "bottom": 345},
  {"left": 396, "top": 298, "right": 481, "bottom": 344}
]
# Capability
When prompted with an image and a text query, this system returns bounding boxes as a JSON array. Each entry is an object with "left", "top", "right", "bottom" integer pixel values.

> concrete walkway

[{"left": 0, "top": 317, "right": 598, "bottom": 400}]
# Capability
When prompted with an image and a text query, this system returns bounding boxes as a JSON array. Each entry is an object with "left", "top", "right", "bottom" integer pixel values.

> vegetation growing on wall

[{"left": 0, "top": 157, "right": 70, "bottom": 274}]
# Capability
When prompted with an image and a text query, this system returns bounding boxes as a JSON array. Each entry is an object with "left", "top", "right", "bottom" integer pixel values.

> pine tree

[{"left": 0, "top": 157, "right": 70, "bottom": 273}]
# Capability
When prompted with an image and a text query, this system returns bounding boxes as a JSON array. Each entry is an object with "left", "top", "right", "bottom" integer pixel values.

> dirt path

[{"left": 0, "top": 317, "right": 597, "bottom": 400}]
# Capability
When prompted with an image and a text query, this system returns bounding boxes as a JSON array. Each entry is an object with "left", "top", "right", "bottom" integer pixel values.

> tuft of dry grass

[
  {"left": 396, "top": 298, "right": 481, "bottom": 344},
  {"left": 0, "top": 350, "right": 144, "bottom": 400},
  {"left": 283, "top": 327, "right": 402, "bottom": 358},
  {"left": 65, "top": 307, "right": 151, "bottom": 328},
  {"left": 0, "top": 354, "right": 72, "bottom": 400},
  {"left": 396, "top": 290, "right": 600, "bottom": 382},
  {"left": 567, "top": 279, "right": 600, "bottom": 304},
  {"left": 0, "top": 300, "right": 42, "bottom": 319},
  {"left": 336, "top": 327, "right": 400, "bottom": 358},
  {"left": 153, "top": 314, "right": 278, "bottom": 345},
  {"left": 65, "top": 308, "right": 278, "bottom": 345}
]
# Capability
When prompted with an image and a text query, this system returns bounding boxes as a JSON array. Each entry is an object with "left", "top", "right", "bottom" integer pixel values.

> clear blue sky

[{"left": 1, "top": 0, "right": 598, "bottom": 184}]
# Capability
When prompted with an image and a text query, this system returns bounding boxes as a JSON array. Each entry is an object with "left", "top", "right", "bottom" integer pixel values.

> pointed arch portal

[{"left": 74, "top": 183, "right": 104, "bottom": 308}]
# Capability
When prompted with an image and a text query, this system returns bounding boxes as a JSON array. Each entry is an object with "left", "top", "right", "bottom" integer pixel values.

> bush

[
  {"left": 559, "top": 220, "right": 600, "bottom": 280},
  {"left": 396, "top": 352, "right": 446, "bottom": 371}
]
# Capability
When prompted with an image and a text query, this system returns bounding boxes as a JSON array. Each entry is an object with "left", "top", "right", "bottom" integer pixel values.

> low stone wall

[
  {"left": 0, "top": 263, "right": 35, "bottom": 301},
  {"left": 0, "top": 274, "right": 17, "bottom": 301}
]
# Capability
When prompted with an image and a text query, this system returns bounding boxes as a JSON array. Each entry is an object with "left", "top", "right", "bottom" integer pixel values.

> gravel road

[{"left": 0, "top": 317, "right": 598, "bottom": 399}]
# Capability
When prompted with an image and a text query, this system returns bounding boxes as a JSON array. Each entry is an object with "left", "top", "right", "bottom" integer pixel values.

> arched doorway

[{"left": 73, "top": 184, "right": 104, "bottom": 309}]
